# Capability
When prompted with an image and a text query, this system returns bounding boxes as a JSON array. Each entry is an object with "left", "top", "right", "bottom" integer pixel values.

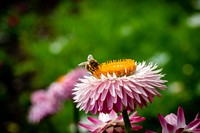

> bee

[{"left": 78, "top": 54, "right": 99, "bottom": 74}]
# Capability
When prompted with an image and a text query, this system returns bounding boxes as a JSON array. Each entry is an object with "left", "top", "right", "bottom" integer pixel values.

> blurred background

[{"left": 0, "top": 0, "right": 200, "bottom": 132}]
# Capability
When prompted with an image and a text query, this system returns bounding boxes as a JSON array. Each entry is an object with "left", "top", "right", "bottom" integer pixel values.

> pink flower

[
  {"left": 30, "top": 90, "right": 47, "bottom": 104},
  {"left": 79, "top": 110, "right": 145, "bottom": 133},
  {"left": 158, "top": 106, "right": 200, "bottom": 133},
  {"left": 28, "top": 68, "right": 87, "bottom": 123},
  {"left": 73, "top": 55, "right": 167, "bottom": 114},
  {"left": 47, "top": 68, "right": 88, "bottom": 100},
  {"left": 28, "top": 90, "right": 61, "bottom": 123}
]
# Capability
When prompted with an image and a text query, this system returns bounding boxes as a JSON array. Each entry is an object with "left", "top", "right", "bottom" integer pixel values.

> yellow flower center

[
  {"left": 56, "top": 75, "right": 65, "bottom": 83},
  {"left": 93, "top": 59, "right": 136, "bottom": 78}
]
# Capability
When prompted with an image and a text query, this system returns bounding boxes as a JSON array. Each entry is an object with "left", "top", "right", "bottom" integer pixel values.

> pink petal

[
  {"left": 79, "top": 123, "right": 96, "bottom": 131},
  {"left": 116, "top": 115, "right": 123, "bottom": 121},
  {"left": 132, "top": 92, "right": 141, "bottom": 103},
  {"left": 191, "top": 129, "right": 200, "bottom": 132},
  {"left": 131, "top": 111, "right": 138, "bottom": 117},
  {"left": 128, "top": 98, "right": 135, "bottom": 109},
  {"left": 166, "top": 123, "right": 176, "bottom": 132},
  {"left": 145, "top": 130, "right": 156, "bottom": 133},
  {"left": 130, "top": 116, "right": 146, "bottom": 123},
  {"left": 195, "top": 113, "right": 199, "bottom": 120},
  {"left": 115, "top": 98, "right": 123, "bottom": 111},
  {"left": 124, "top": 84, "right": 132, "bottom": 92},
  {"left": 93, "top": 128, "right": 102, "bottom": 133},
  {"left": 97, "top": 82, "right": 107, "bottom": 93},
  {"left": 144, "top": 86, "right": 156, "bottom": 95},
  {"left": 122, "top": 89, "right": 128, "bottom": 106},
  {"left": 137, "top": 86, "right": 147, "bottom": 96},
  {"left": 116, "top": 86, "right": 123, "bottom": 99},
  {"left": 186, "top": 119, "right": 200, "bottom": 130},
  {"left": 87, "top": 117, "right": 104, "bottom": 125},
  {"left": 165, "top": 113, "right": 177, "bottom": 126},
  {"left": 131, "top": 84, "right": 143, "bottom": 95},
  {"left": 158, "top": 113, "right": 168, "bottom": 132},
  {"left": 97, "top": 99, "right": 103, "bottom": 111},
  {"left": 113, "top": 94, "right": 118, "bottom": 104},
  {"left": 105, "top": 80, "right": 111, "bottom": 89},
  {"left": 141, "top": 95, "right": 150, "bottom": 102},
  {"left": 109, "top": 110, "right": 118, "bottom": 119},
  {"left": 31, "top": 90, "right": 47, "bottom": 104},
  {"left": 175, "top": 128, "right": 184, "bottom": 133},
  {"left": 99, "top": 124, "right": 109, "bottom": 132},
  {"left": 109, "top": 83, "right": 116, "bottom": 97},
  {"left": 100, "top": 88, "right": 108, "bottom": 101},
  {"left": 107, "top": 93, "right": 113, "bottom": 110},
  {"left": 131, "top": 125, "right": 143, "bottom": 130},
  {"left": 177, "top": 106, "right": 186, "bottom": 128},
  {"left": 124, "top": 87, "right": 134, "bottom": 98},
  {"left": 105, "top": 126, "right": 114, "bottom": 133},
  {"left": 115, "top": 127, "right": 124, "bottom": 132}
]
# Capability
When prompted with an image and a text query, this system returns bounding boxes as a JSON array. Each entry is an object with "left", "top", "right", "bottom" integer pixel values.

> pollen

[
  {"left": 56, "top": 75, "right": 65, "bottom": 83},
  {"left": 93, "top": 59, "right": 136, "bottom": 78}
]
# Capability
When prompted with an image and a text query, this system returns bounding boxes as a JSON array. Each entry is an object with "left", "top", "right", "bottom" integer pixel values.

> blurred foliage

[{"left": 0, "top": 0, "right": 200, "bottom": 133}]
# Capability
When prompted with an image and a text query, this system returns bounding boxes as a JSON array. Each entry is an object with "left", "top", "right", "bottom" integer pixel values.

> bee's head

[{"left": 79, "top": 54, "right": 99, "bottom": 74}]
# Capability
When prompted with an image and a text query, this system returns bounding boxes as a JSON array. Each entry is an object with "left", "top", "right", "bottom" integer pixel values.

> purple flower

[
  {"left": 73, "top": 55, "right": 167, "bottom": 114},
  {"left": 28, "top": 68, "right": 87, "bottom": 123},
  {"left": 158, "top": 106, "right": 200, "bottom": 133},
  {"left": 79, "top": 110, "right": 145, "bottom": 133}
]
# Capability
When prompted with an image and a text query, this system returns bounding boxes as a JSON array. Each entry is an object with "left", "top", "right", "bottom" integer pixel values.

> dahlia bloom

[
  {"left": 79, "top": 110, "right": 145, "bottom": 133},
  {"left": 28, "top": 68, "right": 87, "bottom": 123},
  {"left": 73, "top": 55, "right": 167, "bottom": 114},
  {"left": 158, "top": 106, "right": 200, "bottom": 133}
]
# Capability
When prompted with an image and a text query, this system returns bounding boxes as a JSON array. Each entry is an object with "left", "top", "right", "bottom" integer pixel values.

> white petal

[
  {"left": 109, "top": 84, "right": 116, "bottom": 97},
  {"left": 101, "top": 89, "right": 108, "bottom": 101}
]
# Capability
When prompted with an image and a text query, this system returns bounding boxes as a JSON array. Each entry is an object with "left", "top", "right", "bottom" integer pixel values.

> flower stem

[
  {"left": 122, "top": 109, "right": 132, "bottom": 133},
  {"left": 73, "top": 102, "right": 80, "bottom": 133}
]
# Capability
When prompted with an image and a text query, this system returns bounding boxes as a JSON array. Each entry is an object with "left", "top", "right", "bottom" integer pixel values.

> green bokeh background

[{"left": 0, "top": 0, "right": 200, "bottom": 132}]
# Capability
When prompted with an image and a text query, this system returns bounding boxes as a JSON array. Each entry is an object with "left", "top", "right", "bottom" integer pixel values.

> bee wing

[{"left": 78, "top": 61, "right": 88, "bottom": 66}]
